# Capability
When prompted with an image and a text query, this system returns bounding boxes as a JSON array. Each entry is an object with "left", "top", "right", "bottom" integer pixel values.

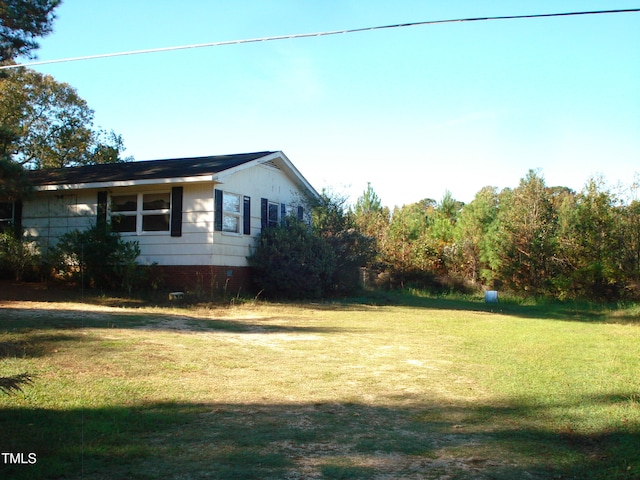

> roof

[{"left": 26, "top": 151, "right": 276, "bottom": 187}]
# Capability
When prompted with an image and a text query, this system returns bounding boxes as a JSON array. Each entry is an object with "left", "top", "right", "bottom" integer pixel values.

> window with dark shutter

[
  {"left": 0, "top": 202, "right": 15, "bottom": 233},
  {"left": 13, "top": 201, "right": 22, "bottom": 236},
  {"left": 261, "top": 198, "right": 268, "bottom": 229},
  {"left": 97, "top": 191, "right": 108, "bottom": 228},
  {"left": 170, "top": 187, "right": 183, "bottom": 237},
  {"left": 214, "top": 189, "right": 223, "bottom": 231},
  {"left": 243, "top": 196, "right": 251, "bottom": 235}
]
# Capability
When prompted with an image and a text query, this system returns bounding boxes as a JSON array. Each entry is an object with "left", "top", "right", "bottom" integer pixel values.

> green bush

[
  {"left": 249, "top": 218, "right": 336, "bottom": 299},
  {"left": 50, "top": 224, "right": 143, "bottom": 292},
  {"left": 0, "top": 230, "right": 40, "bottom": 281}
]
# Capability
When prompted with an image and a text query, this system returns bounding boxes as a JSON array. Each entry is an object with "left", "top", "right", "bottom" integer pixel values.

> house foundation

[{"left": 149, "top": 265, "right": 253, "bottom": 296}]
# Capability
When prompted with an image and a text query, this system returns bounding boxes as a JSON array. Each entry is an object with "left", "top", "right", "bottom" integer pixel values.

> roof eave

[{"left": 33, "top": 175, "right": 216, "bottom": 191}]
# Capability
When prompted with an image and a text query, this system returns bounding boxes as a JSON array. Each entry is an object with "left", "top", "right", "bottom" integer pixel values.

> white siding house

[{"left": 7, "top": 151, "right": 319, "bottom": 290}]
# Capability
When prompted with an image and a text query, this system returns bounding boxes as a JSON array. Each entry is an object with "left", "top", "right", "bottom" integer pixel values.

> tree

[
  {"left": 0, "top": 0, "right": 61, "bottom": 64},
  {"left": 493, "top": 170, "right": 557, "bottom": 295},
  {"left": 0, "top": 68, "right": 130, "bottom": 169},
  {"left": 312, "top": 190, "right": 375, "bottom": 294},
  {"left": 555, "top": 178, "right": 626, "bottom": 299},
  {"left": 0, "top": 0, "right": 61, "bottom": 397},
  {"left": 354, "top": 182, "right": 382, "bottom": 216},
  {"left": 454, "top": 186, "right": 499, "bottom": 283},
  {"left": 352, "top": 183, "right": 389, "bottom": 270},
  {"left": 0, "top": 154, "right": 29, "bottom": 199}
]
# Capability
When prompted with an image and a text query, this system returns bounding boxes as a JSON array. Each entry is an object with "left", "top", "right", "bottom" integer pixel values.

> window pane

[
  {"left": 112, "top": 195, "right": 137, "bottom": 212},
  {"left": 222, "top": 214, "right": 239, "bottom": 233},
  {"left": 268, "top": 202, "right": 279, "bottom": 227},
  {"left": 111, "top": 214, "right": 136, "bottom": 232},
  {"left": 142, "top": 214, "right": 170, "bottom": 231},
  {"left": 223, "top": 193, "right": 240, "bottom": 213},
  {"left": 143, "top": 193, "right": 170, "bottom": 211}
]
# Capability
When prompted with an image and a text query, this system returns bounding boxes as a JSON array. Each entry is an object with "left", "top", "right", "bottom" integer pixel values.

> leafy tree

[
  {"left": 555, "top": 178, "right": 626, "bottom": 299},
  {"left": 621, "top": 200, "right": 640, "bottom": 289},
  {"left": 380, "top": 203, "right": 434, "bottom": 285},
  {"left": 0, "top": 0, "right": 61, "bottom": 63},
  {"left": 0, "top": 68, "right": 130, "bottom": 168},
  {"left": 493, "top": 170, "right": 557, "bottom": 295},
  {"left": 249, "top": 217, "right": 336, "bottom": 299},
  {"left": 312, "top": 190, "right": 375, "bottom": 294},
  {"left": 353, "top": 183, "right": 389, "bottom": 241},
  {"left": 0, "top": 0, "right": 61, "bottom": 397},
  {"left": 454, "top": 186, "right": 499, "bottom": 282},
  {"left": 0, "top": 154, "right": 29, "bottom": 199}
]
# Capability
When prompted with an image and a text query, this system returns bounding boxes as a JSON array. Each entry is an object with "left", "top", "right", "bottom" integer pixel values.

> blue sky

[{"left": 25, "top": 0, "right": 640, "bottom": 206}]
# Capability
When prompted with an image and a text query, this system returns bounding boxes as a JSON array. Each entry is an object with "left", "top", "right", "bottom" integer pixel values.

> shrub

[
  {"left": 50, "top": 223, "right": 143, "bottom": 292},
  {"left": 249, "top": 218, "right": 336, "bottom": 299},
  {"left": 0, "top": 230, "right": 40, "bottom": 281}
]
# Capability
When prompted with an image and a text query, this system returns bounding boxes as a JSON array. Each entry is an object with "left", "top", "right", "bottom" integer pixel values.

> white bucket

[{"left": 484, "top": 290, "right": 498, "bottom": 303}]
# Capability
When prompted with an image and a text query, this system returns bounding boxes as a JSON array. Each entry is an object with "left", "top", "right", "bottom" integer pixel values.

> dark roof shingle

[{"left": 26, "top": 151, "right": 275, "bottom": 186}]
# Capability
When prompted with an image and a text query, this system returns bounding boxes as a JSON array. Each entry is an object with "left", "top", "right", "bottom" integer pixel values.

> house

[{"left": 2, "top": 151, "right": 319, "bottom": 291}]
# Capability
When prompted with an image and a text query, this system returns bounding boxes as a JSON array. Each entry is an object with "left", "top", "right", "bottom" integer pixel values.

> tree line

[
  {"left": 250, "top": 172, "right": 640, "bottom": 301},
  {"left": 345, "top": 172, "right": 639, "bottom": 300}
]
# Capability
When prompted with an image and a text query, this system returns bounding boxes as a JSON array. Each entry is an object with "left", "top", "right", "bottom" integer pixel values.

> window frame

[
  {"left": 0, "top": 202, "right": 14, "bottom": 232},
  {"left": 221, "top": 191, "right": 242, "bottom": 234},
  {"left": 267, "top": 201, "right": 279, "bottom": 228},
  {"left": 109, "top": 191, "right": 172, "bottom": 235}
]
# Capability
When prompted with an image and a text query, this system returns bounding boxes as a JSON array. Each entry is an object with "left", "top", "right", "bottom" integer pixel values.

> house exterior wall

[
  {"left": 20, "top": 161, "right": 309, "bottom": 280},
  {"left": 212, "top": 162, "right": 308, "bottom": 266},
  {"left": 22, "top": 190, "right": 97, "bottom": 250}
]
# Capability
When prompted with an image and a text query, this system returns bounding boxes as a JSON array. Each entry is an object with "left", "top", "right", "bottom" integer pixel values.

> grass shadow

[
  {"left": 1, "top": 395, "right": 638, "bottom": 479},
  {"left": 337, "top": 290, "right": 640, "bottom": 324},
  {"left": 0, "top": 308, "right": 345, "bottom": 335}
]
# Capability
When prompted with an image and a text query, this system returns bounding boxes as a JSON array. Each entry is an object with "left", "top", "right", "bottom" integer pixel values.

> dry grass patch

[{"left": 1, "top": 294, "right": 639, "bottom": 479}]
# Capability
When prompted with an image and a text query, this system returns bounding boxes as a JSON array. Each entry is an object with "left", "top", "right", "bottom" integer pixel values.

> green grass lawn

[{"left": 1, "top": 291, "right": 639, "bottom": 479}]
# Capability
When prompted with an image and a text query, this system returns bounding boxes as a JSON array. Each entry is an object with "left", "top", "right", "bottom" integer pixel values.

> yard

[{"left": 1, "top": 284, "right": 639, "bottom": 479}]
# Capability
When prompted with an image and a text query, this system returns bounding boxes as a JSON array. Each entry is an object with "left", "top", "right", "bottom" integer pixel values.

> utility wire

[{"left": 1, "top": 8, "right": 638, "bottom": 70}]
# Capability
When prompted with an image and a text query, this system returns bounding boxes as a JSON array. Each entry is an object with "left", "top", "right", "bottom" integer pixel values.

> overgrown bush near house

[
  {"left": 0, "top": 230, "right": 40, "bottom": 281},
  {"left": 249, "top": 217, "right": 336, "bottom": 299},
  {"left": 50, "top": 224, "right": 143, "bottom": 292}
]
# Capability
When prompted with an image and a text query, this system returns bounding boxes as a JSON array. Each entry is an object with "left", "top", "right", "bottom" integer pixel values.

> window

[
  {"left": 260, "top": 198, "right": 304, "bottom": 230},
  {"left": 110, "top": 192, "right": 171, "bottom": 234},
  {"left": 222, "top": 192, "right": 241, "bottom": 233},
  {"left": 215, "top": 189, "right": 250, "bottom": 235},
  {"left": 0, "top": 202, "right": 13, "bottom": 232},
  {"left": 268, "top": 201, "right": 279, "bottom": 228}
]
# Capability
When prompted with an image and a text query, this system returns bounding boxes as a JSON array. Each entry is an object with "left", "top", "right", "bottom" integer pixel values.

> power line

[{"left": 1, "top": 8, "right": 638, "bottom": 70}]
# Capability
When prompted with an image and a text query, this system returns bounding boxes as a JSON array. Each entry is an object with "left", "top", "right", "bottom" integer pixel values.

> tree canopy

[
  {"left": 350, "top": 176, "right": 640, "bottom": 300},
  {"left": 0, "top": 67, "right": 130, "bottom": 168},
  {"left": 0, "top": 0, "right": 61, "bottom": 64}
]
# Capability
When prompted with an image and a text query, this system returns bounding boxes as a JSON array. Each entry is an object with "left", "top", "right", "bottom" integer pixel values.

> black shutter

[
  {"left": 261, "top": 198, "right": 268, "bottom": 229},
  {"left": 214, "top": 189, "right": 223, "bottom": 231},
  {"left": 97, "top": 191, "right": 108, "bottom": 228},
  {"left": 297, "top": 205, "right": 304, "bottom": 222},
  {"left": 170, "top": 187, "right": 183, "bottom": 237},
  {"left": 243, "top": 196, "right": 251, "bottom": 235},
  {"left": 280, "top": 203, "right": 286, "bottom": 224},
  {"left": 13, "top": 200, "right": 22, "bottom": 236}
]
